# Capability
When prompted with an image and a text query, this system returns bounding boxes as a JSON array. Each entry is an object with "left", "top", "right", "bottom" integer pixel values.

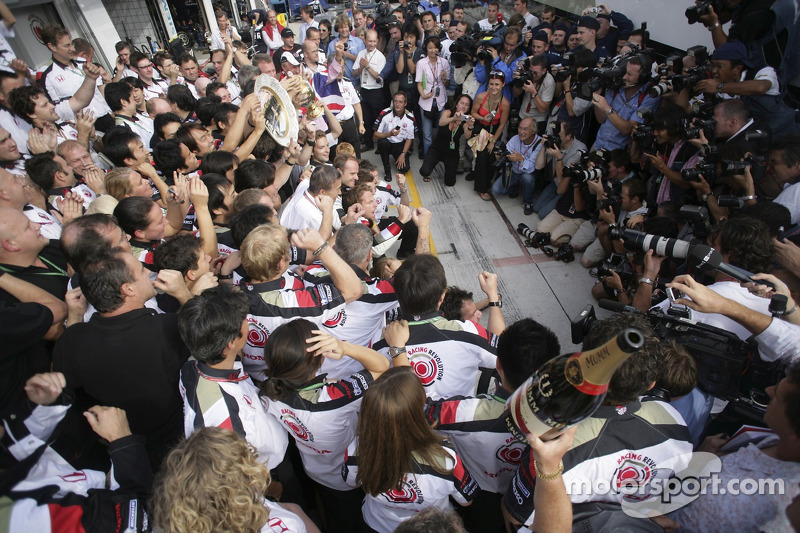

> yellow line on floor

[{"left": 403, "top": 169, "right": 437, "bottom": 257}]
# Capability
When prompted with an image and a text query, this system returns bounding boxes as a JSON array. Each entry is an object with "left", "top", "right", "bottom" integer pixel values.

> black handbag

[{"left": 423, "top": 100, "right": 439, "bottom": 120}]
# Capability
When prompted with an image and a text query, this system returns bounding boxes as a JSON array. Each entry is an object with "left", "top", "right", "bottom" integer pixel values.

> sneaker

[
  {"left": 509, "top": 190, "right": 519, "bottom": 199},
  {"left": 385, "top": 174, "right": 393, "bottom": 182},
  {"left": 524, "top": 203, "right": 534, "bottom": 215}
]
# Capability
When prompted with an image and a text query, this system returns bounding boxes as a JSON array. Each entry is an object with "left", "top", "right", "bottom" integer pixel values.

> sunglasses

[{"left": 488, "top": 70, "right": 506, "bottom": 81}]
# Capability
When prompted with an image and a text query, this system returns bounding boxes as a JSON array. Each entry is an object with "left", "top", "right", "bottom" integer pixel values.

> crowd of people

[{"left": 2, "top": 0, "right": 800, "bottom": 531}]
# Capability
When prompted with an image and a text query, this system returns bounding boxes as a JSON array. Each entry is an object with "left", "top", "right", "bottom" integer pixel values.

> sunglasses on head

[{"left": 488, "top": 70, "right": 505, "bottom": 81}]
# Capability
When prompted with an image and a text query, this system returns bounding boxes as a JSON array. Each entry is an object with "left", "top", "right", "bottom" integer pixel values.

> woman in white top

[
  {"left": 343, "top": 367, "right": 478, "bottom": 533},
  {"left": 416, "top": 36, "right": 450, "bottom": 158},
  {"left": 260, "top": 318, "right": 406, "bottom": 533},
  {"left": 152, "top": 427, "right": 318, "bottom": 533}
]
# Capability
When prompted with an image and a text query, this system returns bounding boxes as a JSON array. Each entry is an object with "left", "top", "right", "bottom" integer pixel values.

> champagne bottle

[{"left": 506, "top": 328, "right": 644, "bottom": 443}]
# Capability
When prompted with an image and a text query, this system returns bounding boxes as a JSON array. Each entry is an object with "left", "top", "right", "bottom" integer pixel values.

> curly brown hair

[{"left": 152, "top": 428, "right": 271, "bottom": 533}]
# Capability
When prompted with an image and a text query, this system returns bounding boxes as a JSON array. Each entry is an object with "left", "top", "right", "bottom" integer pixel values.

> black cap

[
  {"left": 577, "top": 16, "right": 600, "bottom": 31},
  {"left": 281, "top": 28, "right": 294, "bottom": 37}
]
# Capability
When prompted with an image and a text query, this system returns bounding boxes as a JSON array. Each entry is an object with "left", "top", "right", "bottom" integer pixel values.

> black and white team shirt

[
  {"left": 425, "top": 387, "right": 523, "bottom": 494},
  {"left": 265, "top": 370, "right": 373, "bottom": 491},
  {"left": 373, "top": 312, "right": 498, "bottom": 400},
  {"left": 303, "top": 262, "right": 399, "bottom": 380},
  {"left": 343, "top": 440, "right": 479, "bottom": 533}
]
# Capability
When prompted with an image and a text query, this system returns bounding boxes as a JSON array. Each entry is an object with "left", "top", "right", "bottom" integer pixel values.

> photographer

[
  {"left": 515, "top": 54, "right": 555, "bottom": 135},
  {"left": 589, "top": 178, "right": 648, "bottom": 269},
  {"left": 592, "top": 54, "right": 659, "bottom": 150},
  {"left": 712, "top": 98, "right": 768, "bottom": 152},
  {"left": 551, "top": 47, "right": 596, "bottom": 144},
  {"left": 491, "top": 117, "right": 541, "bottom": 214},
  {"left": 770, "top": 133, "right": 800, "bottom": 224},
  {"left": 693, "top": 41, "right": 798, "bottom": 138},
  {"left": 641, "top": 104, "right": 699, "bottom": 208},
  {"left": 475, "top": 28, "right": 526, "bottom": 103},
  {"left": 533, "top": 120, "right": 587, "bottom": 218}
]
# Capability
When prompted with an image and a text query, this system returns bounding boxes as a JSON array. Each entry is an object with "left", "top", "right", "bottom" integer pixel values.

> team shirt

[
  {"left": 265, "top": 370, "right": 373, "bottom": 490},
  {"left": 373, "top": 312, "right": 498, "bottom": 400},
  {"left": 240, "top": 275, "right": 348, "bottom": 381},
  {"left": 262, "top": 499, "right": 309, "bottom": 532},
  {"left": 179, "top": 359, "right": 289, "bottom": 470},
  {"left": 0, "top": 106, "right": 31, "bottom": 155},
  {"left": 355, "top": 48, "right": 386, "bottom": 90},
  {"left": 303, "top": 262, "right": 399, "bottom": 379},
  {"left": 425, "top": 387, "right": 522, "bottom": 493},
  {"left": 114, "top": 114, "right": 154, "bottom": 149},
  {"left": 373, "top": 181, "right": 402, "bottom": 221},
  {"left": 373, "top": 107, "right": 416, "bottom": 145},
  {"left": 279, "top": 179, "right": 339, "bottom": 233},
  {"left": 47, "top": 183, "right": 96, "bottom": 210},
  {"left": 504, "top": 400, "right": 692, "bottom": 526},
  {"left": 342, "top": 440, "right": 478, "bottom": 532},
  {"left": 38, "top": 58, "right": 112, "bottom": 118}
]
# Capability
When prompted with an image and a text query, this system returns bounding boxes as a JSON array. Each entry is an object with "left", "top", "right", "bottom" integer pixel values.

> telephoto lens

[{"left": 608, "top": 228, "right": 692, "bottom": 259}]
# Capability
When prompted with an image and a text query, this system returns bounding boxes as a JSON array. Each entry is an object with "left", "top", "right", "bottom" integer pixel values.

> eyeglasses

[
  {"left": 488, "top": 70, "right": 505, "bottom": 81},
  {"left": 137, "top": 63, "right": 153, "bottom": 69}
]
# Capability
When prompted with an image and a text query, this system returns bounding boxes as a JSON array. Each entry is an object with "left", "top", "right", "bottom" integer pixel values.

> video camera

[
  {"left": 571, "top": 301, "right": 784, "bottom": 425},
  {"left": 449, "top": 36, "right": 477, "bottom": 68},
  {"left": 373, "top": 1, "right": 397, "bottom": 34},
  {"left": 476, "top": 36, "right": 503, "bottom": 64}
]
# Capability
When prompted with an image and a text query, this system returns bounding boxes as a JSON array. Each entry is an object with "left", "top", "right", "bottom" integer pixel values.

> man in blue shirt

[
  {"left": 327, "top": 14, "right": 365, "bottom": 88},
  {"left": 491, "top": 117, "right": 542, "bottom": 214},
  {"left": 591, "top": 55, "right": 659, "bottom": 150},
  {"left": 474, "top": 27, "right": 526, "bottom": 102}
]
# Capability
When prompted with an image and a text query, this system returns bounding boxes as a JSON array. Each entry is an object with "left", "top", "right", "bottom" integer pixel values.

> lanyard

[{"left": 0, "top": 255, "right": 69, "bottom": 277}]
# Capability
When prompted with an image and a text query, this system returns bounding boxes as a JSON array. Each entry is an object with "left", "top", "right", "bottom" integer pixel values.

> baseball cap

[
  {"left": 281, "top": 28, "right": 294, "bottom": 38},
  {"left": 281, "top": 51, "right": 300, "bottom": 66}
]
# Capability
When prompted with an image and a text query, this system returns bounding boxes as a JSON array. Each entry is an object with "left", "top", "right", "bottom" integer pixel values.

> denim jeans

[
  {"left": 533, "top": 182, "right": 561, "bottom": 218},
  {"left": 419, "top": 111, "right": 438, "bottom": 157},
  {"left": 491, "top": 170, "right": 535, "bottom": 204}
]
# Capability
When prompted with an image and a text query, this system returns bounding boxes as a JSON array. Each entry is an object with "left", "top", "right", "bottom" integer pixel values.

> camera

[
  {"left": 631, "top": 109, "right": 656, "bottom": 152},
  {"left": 449, "top": 36, "right": 477, "bottom": 68},
  {"left": 543, "top": 134, "right": 562, "bottom": 150},
  {"left": 685, "top": 0, "right": 720, "bottom": 25},
  {"left": 649, "top": 66, "right": 711, "bottom": 98},
  {"left": 679, "top": 205, "right": 713, "bottom": 241},
  {"left": 608, "top": 227, "right": 692, "bottom": 259},
  {"left": 343, "top": 42, "right": 349, "bottom": 51},
  {"left": 570, "top": 302, "right": 784, "bottom": 426},
  {"left": 512, "top": 57, "right": 536, "bottom": 87},
  {"left": 566, "top": 165, "right": 606, "bottom": 184},
  {"left": 492, "top": 140, "right": 511, "bottom": 168},
  {"left": 517, "top": 224, "right": 551, "bottom": 248},
  {"left": 680, "top": 117, "right": 716, "bottom": 141},
  {"left": 681, "top": 160, "right": 716, "bottom": 183},
  {"left": 719, "top": 154, "right": 767, "bottom": 176},
  {"left": 574, "top": 49, "right": 649, "bottom": 100},
  {"left": 599, "top": 190, "right": 622, "bottom": 213},
  {"left": 543, "top": 242, "right": 575, "bottom": 262},
  {"left": 476, "top": 36, "right": 503, "bottom": 64},
  {"left": 589, "top": 253, "right": 635, "bottom": 288}
]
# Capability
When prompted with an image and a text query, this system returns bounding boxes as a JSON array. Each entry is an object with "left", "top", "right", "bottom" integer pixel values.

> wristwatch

[
  {"left": 717, "top": 82, "right": 726, "bottom": 93},
  {"left": 306, "top": 139, "right": 316, "bottom": 147},
  {"left": 606, "top": 108, "right": 615, "bottom": 116},
  {"left": 488, "top": 300, "right": 503, "bottom": 308},
  {"left": 389, "top": 346, "right": 407, "bottom": 359},
  {"left": 701, "top": 191, "right": 715, "bottom": 202}
]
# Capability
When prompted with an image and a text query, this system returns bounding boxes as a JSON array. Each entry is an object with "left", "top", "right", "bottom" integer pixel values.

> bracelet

[
  {"left": 740, "top": 195, "right": 757, "bottom": 201},
  {"left": 218, "top": 272, "right": 234, "bottom": 280},
  {"left": 639, "top": 277, "right": 655, "bottom": 287},
  {"left": 533, "top": 459, "right": 564, "bottom": 481},
  {"left": 312, "top": 242, "right": 329, "bottom": 256},
  {"left": 787, "top": 304, "right": 798, "bottom": 316},
  {"left": 709, "top": 22, "right": 720, "bottom": 30}
]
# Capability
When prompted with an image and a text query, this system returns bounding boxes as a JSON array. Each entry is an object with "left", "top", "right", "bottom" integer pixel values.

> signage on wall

[{"left": 28, "top": 14, "right": 46, "bottom": 45}]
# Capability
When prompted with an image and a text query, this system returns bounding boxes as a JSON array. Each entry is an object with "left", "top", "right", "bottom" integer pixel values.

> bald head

[
  {"left": 195, "top": 77, "right": 211, "bottom": 98},
  {"left": 0, "top": 168, "right": 26, "bottom": 210}
]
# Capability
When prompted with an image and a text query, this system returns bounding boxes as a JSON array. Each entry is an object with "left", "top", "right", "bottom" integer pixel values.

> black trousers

[
  {"left": 360, "top": 87, "right": 385, "bottom": 149},
  {"left": 377, "top": 139, "right": 410, "bottom": 177},
  {"left": 420, "top": 146, "right": 459, "bottom": 186}
]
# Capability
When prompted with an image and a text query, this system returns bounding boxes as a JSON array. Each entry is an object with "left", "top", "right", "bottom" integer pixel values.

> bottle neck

[{"left": 565, "top": 337, "right": 635, "bottom": 396}]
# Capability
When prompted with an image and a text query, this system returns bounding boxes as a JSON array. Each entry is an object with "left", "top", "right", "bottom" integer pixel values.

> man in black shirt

[{"left": 53, "top": 248, "right": 191, "bottom": 469}]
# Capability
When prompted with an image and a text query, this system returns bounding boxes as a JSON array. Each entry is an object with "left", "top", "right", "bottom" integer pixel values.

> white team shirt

[{"left": 355, "top": 48, "right": 386, "bottom": 90}]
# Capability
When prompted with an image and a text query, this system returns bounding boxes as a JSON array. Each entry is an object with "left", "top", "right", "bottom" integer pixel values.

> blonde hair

[
  {"left": 104, "top": 167, "right": 135, "bottom": 201},
  {"left": 86, "top": 194, "right": 118, "bottom": 215},
  {"left": 152, "top": 428, "right": 271, "bottom": 533},
  {"left": 240, "top": 223, "right": 289, "bottom": 281},
  {"left": 336, "top": 142, "right": 356, "bottom": 156}
]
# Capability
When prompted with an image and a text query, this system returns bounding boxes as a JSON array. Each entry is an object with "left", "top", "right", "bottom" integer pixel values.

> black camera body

[
  {"left": 680, "top": 117, "right": 716, "bottom": 141},
  {"left": 685, "top": 0, "right": 720, "bottom": 24},
  {"left": 571, "top": 303, "right": 785, "bottom": 426},
  {"left": 681, "top": 159, "right": 716, "bottom": 183},
  {"left": 492, "top": 140, "right": 511, "bottom": 168},
  {"left": 589, "top": 253, "right": 635, "bottom": 288},
  {"left": 476, "top": 36, "right": 503, "bottom": 64},
  {"left": 513, "top": 57, "right": 536, "bottom": 87},
  {"left": 719, "top": 154, "right": 767, "bottom": 176},
  {"left": 543, "top": 134, "right": 562, "bottom": 150},
  {"left": 449, "top": 36, "right": 477, "bottom": 68},
  {"left": 566, "top": 165, "right": 606, "bottom": 185}
]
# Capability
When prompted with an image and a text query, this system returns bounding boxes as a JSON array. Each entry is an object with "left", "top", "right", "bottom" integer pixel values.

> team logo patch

[
  {"left": 59, "top": 471, "right": 88, "bottom": 483},
  {"left": 407, "top": 347, "right": 444, "bottom": 386},
  {"left": 496, "top": 441, "right": 525, "bottom": 465},
  {"left": 323, "top": 310, "right": 347, "bottom": 328},
  {"left": 613, "top": 457, "right": 654, "bottom": 494},
  {"left": 384, "top": 478, "right": 423, "bottom": 504},
  {"left": 246, "top": 317, "right": 270, "bottom": 349},
  {"left": 281, "top": 412, "right": 313, "bottom": 442}
]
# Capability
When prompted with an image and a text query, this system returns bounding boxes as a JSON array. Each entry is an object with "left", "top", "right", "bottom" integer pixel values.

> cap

[
  {"left": 554, "top": 22, "right": 570, "bottom": 33},
  {"left": 281, "top": 28, "right": 294, "bottom": 38},
  {"left": 711, "top": 41, "right": 750, "bottom": 65},
  {"left": 577, "top": 16, "right": 600, "bottom": 31},
  {"left": 281, "top": 51, "right": 300, "bottom": 65},
  {"left": 533, "top": 31, "right": 549, "bottom": 43}
]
